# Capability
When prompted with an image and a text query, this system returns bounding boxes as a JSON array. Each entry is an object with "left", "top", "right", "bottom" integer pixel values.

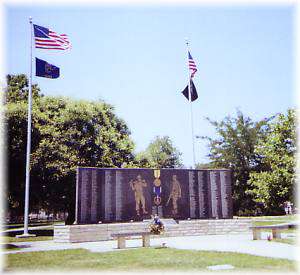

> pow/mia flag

[
  {"left": 35, "top": 57, "right": 60, "bottom": 79},
  {"left": 181, "top": 78, "right": 198, "bottom": 102}
]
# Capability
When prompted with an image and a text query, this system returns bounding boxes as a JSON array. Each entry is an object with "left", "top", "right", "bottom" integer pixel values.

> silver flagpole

[
  {"left": 17, "top": 17, "right": 35, "bottom": 237},
  {"left": 185, "top": 39, "right": 196, "bottom": 169}
]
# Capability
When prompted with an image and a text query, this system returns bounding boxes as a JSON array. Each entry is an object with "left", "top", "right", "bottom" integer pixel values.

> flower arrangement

[
  {"left": 149, "top": 223, "right": 165, "bottom": 235},
  {"left": 149, "top": 214, "right": 165, "bottom": 235}
]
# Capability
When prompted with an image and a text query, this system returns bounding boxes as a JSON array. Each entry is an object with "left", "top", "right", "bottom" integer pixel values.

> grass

[
  {"left": 252, "top": 214, "right": 297, "bottom": 221},
  {"left": 4, "top": 248, "right": 297, "bottom": 272},
  {"left": 250, "top": 215, "right": 298, "bottom": 244},
  {"left": 2, "top": 236, "right": 53, "bottom": 243},
  {"left": 253, "top": 221, "right": 296, "bottom": 234},
  {"left": 252, "top": 215, "right": 298, "bottom": 235},
  {"left": 4, "top": 221, "right": 63, "bottom": 230},
  {"left": 3, "top": 228, "right": 54, "bottom": 238},
  {"left": 253, "top": 221, "right": 293, "bottom": 226},
  {"left": 237, "top": 214, "right": 297, "bottom": 221}
]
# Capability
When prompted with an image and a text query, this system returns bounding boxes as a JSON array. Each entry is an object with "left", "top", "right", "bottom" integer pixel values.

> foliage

[
  {"left": 136, "top": 136, "right": 183, "bottom": 168},
  {"left": 5, "top": 75, "right": 43, "bottom": 218},
  {"left": 248, "top": 109, "right": 296, "bottom": 214},
  {"left": 195, "top": 162, "right": 215, "bottom": 169},
  {"left": 5, "top": 74, "right": 135, "bottom": 222},
  {"left": 201, "top": 110, "right": 271, "bottom": 215},
  {"left": 5, "top": 74, "right": 42, "bottom": 103}
]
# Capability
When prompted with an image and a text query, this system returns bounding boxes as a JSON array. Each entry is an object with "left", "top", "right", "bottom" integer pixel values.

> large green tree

[
  {"left": 5, "top": 74, "right": 135, "bottom": 222},
  {"left": 6, "top": 74, "right": 42, "bottom": 103},
  {"left": 6, "top": 75, "right": 43, "bottom": 220},
  {"left": 136, "top": 136, "right": 183, "bottom": 168},
  {"left": 248, "top": 109, "right": 296, "bottom": 214},
  {"left": 201, "top": 110, "right": 271, "bottom": 215}
]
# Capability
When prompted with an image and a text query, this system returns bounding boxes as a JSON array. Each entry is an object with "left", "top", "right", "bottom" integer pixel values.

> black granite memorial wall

[{"left": 75, "top": 168, "right": 233, "bottom": 224}]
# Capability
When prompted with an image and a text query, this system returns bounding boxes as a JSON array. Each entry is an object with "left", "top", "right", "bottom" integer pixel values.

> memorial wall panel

[
  {"left": 188, "top": 171, "right": 197, "bottom": 219},
  {"left": 160, "top": 170, "right": 190, "bottom": 219},
  {"left": 90, "top": 169, "right": 98, "bottom": 223},
  {"left": 209, "top": 171, "right": 218, "bottom": 218},
  {"left": 197, "top": 171, "right": 209, "bottom": 218},
  {"left": 104, "top": 170, "right": 113, "bottom": 221},
  {"left": 75, "top": 168, "right": 233, "bottom": 224},
  {"left": 115, "top": 171, "right": 123, "bottom": 221},
  {"left": 121, "top": 169, "right": 153, "bottom": 221},
  {"left": 220, "top": 170, "right": 233, "bottom": 218}
]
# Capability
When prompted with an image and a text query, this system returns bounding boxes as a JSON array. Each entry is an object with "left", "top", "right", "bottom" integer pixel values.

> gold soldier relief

[
  {"left": 166, "top": 175, "right": 182, "bottom": 215},
  {"left": 130, "top": 175, "right": 148, "bottom": 216}
]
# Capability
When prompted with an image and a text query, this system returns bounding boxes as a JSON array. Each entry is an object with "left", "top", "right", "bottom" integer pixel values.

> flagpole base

[{"left": 16, "top": 233, "right": 36, "bottom": 238}]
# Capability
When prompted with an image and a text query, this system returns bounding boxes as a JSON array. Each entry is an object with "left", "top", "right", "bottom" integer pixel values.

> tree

[
  {"left": 201, "top": 110, "right": 271, "bottom": 215},
  {"left": 195, "top": 162, "right": 215, "bottom": 169},
  {"left": 5, "top": 74, "right": 42, "bottom": 103},
  {"left": 5, "top": 75, "right": 43, "bottom": 220},
  {"left": 32, "top": 96, "right": 135, "bottom": 222},
  {"left": 136, "top": 136, "right": 183, "bottom": 168},
  {"left": 248, "top": 109, "right": 296, "bottom": 214},
  {"left": 5, "top": 74, "right": 135, "bottom": 222}
]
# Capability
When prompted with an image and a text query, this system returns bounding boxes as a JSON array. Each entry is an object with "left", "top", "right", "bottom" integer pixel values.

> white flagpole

[
  {"left": 185, "top": 39, "right": 196, "bottom": 169},
  {"left": 17, "top": 17, "right": 35, "bottom": 237}
]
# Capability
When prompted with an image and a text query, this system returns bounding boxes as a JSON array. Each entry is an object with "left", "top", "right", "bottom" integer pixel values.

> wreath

[{"left": 149, "top": 223, "right": 165, "bottom": 235}]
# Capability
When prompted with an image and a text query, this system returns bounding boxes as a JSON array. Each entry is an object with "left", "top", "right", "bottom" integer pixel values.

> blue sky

[{"left": 5, "top": 4, "right": 295, "bottom": 167}]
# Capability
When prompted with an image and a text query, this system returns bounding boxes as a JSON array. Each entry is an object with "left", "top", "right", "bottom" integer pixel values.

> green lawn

[
  {"left": 253, "top": 221, "right": 294, "bottom": 226},
  {"left": 253, "top": 221, "right": 296, "bottom": 234},
  {"left": 2, "top": 236, "right": 53, "bottom": 243},
  {"left": 4, "top": 248, "right": 297, "bottom": 272},
  {"left": 252, "top": 214, "right": 297, "bottom": 222},
  {"left": 4, "top": 221, "right": 64, "bottom": 230},
  {"left": 252, "top": 215, "right": 298, "bottom": 236},
  {"left": 253, "top": 214, "right": 297, "bottom": 223},
  {"left": 250, "top": 215, "right": 298, "bottom": 245}
]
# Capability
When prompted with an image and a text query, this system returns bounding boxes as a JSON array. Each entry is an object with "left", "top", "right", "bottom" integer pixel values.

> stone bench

[
  {"left": 249, "top": 223, "right": 297, "bottom": 240},
  {"left": 111, "top": 231, "right": 152, "bottom": 249}
]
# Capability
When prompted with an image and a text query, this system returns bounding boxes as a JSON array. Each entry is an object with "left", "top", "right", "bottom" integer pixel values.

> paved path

[{"left": 3, "top": 233, "right": 298, "bottom": 261}]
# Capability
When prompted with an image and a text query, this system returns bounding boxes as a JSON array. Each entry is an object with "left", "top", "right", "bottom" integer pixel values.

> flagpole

[
  {"left": 17, "top": 16, "right": 35, "bottom": 238},
  {"left": 185, "top": 39, "right": 196, "bottom": 169}
]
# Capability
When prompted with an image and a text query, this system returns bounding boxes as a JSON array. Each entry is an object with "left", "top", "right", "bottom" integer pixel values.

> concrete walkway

[{"left": 3, "top": 233, "right": 298, "bottom": 261}]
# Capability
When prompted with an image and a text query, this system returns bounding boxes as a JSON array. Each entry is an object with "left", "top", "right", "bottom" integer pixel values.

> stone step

[{"left": 54, "top": 219, "right": 252, "bottom": 243}]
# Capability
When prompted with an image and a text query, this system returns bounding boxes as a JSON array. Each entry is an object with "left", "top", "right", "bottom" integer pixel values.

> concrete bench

[
  {"left": 249, "top": 223, "right": 297, "bottom": 240},
  {"left": 111, "top": 231, "right": 151, "bottom": 249}
]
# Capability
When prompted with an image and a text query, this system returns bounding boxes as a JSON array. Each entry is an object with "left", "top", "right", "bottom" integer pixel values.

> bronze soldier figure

[
  {"left": 166, "top": 175, "right": 182, "bottom": 215},
  {"left": 130, "top": 175, "right": 148, "bottom": 216}
]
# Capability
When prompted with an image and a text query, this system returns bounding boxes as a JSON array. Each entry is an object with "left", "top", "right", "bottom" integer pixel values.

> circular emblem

[
  {"left": 154, "top": 178, "right": 161, "bottom": 187},
  {"left": 154, "top": 196, "right": 161, "bottom": 205}
]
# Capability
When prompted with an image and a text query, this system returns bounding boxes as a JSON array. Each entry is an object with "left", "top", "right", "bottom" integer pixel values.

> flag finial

[{"left": 185, "top": 38, "right": 189, "bottom": 46}]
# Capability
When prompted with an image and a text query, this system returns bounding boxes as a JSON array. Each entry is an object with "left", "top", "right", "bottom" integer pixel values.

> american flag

[
  {"left": 33, "top": 24, "right": 71, "bottom": 50},
  {"left": 188, "top": 51, "right": 197, "bottom": 78}
]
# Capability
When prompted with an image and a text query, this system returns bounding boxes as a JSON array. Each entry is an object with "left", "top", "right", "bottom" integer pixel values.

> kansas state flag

[{"left": 35, "top": 58, "right": 60, "bottom": 79}]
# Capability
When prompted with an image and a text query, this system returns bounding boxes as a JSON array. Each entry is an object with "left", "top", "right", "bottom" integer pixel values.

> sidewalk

[{"left": 3, "top": 233, "right": 298, "bottom": 261}]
